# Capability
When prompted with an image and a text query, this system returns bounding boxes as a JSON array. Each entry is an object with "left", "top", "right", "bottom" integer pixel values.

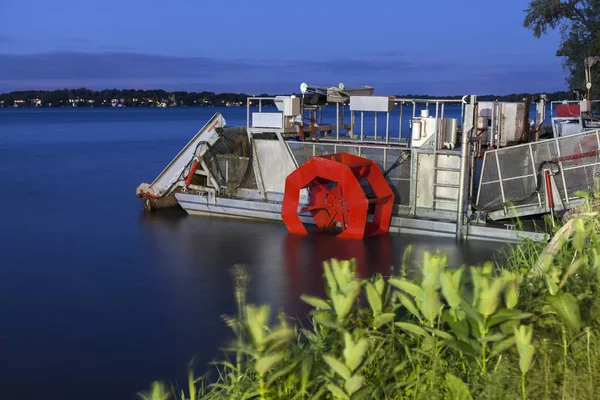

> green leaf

[
  {"left": 374, "top": 276, "right": 385, "bottom": 296},
  {"left": 544, "top": 272, "right": 560, "bottom": 296},
  {"left": 422, "top": 252, "right": 446, "bottom": 290},
  {"left": 460, "top": 300, "right": 484, "bottom": 330},
  {"left": 374, "top": 313, "right": 395, "bottom": 328},
  {"left": 397, "top": 293, "right": 422, "bottom": 320},
  {"left": 365, "top": 283, "right": 382, "bottom": 315},
  {"left": 574, "top": 190, "right": 590, "bottom": 200},
  {"left": 324, "top": 261, "right": 338, "bottom": 295},
  {"left": 256, "top": 353, "right": 284, "bottom": 375},
  {"left": 389, "top": 278, "right": 424, "bottom": 302},
  {"left": 502, "top": 270, "right": 519, "bottom": 310},
  {"left": 499, "top": 319, "right": 521, "bottom": 335},
  {"left": 477, "top": 277, "right": 505, "bottom": 318},
  {"left": 324, "top": 355, "right": 351, "bottom": 380},
  {"left": 327, "top": 384, "right": 350, "bottom": 400},
  {"left": 440, "top": 268, "right": 463, "bottom": 310},
  {"left": 478, "top": 332, "right": 506, "bottom": 343},
  {"left": 559, "top": 259, "right": 582, "bottom": 289},
  {"left": 444, "top": 373, "right": 473, "bottom": 400},
  {"left": 263, "top": 328, "right": 294, "bottom": 348},
  {"left": 344, "top": 374, "right": 365, "bottom": 395},
  {"left": 573, "top": 218, "right": 587, "bottom": 252},
  {"left": 245, "top": 305, "right": 269, "bottom": 347},
  {"left": 443, "top": 339, "right": 480, "bottom": 358},
  {"left": 314, "top": 311, "right": 338, "bottom": 329},
  {"left": 334, "top": 286, "right": 360, "bottom": 323},
  {"left": 332, "top": 259, "right": 356, "bottom": 293},
  {"left": 423, "top": 327, "right": 453, "bottom": 340},
  {"left": 486, "top": 309, "right": 533, "bottom": 329},
  {"left": 470, "top": 267, "right": 483, "bottom": 307},
  {"left": 344, "top": 336, "right": 368, "bottom": 372},
  {"left": 488, "top": 335, "right": 516, "bottom": 358},
  {"left": 300, "top": 295, "right": 332, "bottom": 310},
  {"left": 421, "top": 287, "right": 442, "bottom": 326},
  {"left": 547, "top": 293, "right": 582, "bottom": 331},
  {"left": 266, "top": 359, "right": 299, "bottom": 387},
  {"left": 518, "top": 344, "right": 535, "bottom": 374},
  {"left": 395, "top": 322, "right": 429, "bottom": 336},
  {"left": 443, "top": 311, "right": 470, "bottom": 341},
  {"left": 514, "top": 325, "right": 535, "bottom": 374}
]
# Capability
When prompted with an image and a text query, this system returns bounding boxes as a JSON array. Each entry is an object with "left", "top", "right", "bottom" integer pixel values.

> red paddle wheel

[{"left": 281, "top": 152, "right": 395, "bottom": 239}]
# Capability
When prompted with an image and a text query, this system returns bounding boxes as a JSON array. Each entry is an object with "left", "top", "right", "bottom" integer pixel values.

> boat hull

[{"left": 175, "top": 192, "right": 545, "bottom": 243}]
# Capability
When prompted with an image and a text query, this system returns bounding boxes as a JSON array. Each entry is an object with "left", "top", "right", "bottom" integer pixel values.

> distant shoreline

[{"left": 0, "top": 88, "right": 573, "bottom": 108}]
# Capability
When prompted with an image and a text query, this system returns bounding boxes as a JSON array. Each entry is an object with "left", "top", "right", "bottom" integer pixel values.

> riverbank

[
  {"left": 0, "top": 88, "right": 573, "bottom": 109},
  {"left": 139, "top": 195, "right": 600, "bottom": 399}
]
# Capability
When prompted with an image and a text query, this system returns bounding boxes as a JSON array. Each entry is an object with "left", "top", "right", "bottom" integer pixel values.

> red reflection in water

[{"left": 283, "top": 232, "right": 393, "bottom": 316}]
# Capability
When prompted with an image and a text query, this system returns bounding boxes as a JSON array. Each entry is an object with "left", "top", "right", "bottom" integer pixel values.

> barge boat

[{"left": 136, "top": 82, "right": 600, "bottom": 242}]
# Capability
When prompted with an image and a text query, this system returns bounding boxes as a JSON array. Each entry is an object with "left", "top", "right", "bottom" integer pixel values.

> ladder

[{"left": 432, "top": 154, "right": 461, "bottom": 211}]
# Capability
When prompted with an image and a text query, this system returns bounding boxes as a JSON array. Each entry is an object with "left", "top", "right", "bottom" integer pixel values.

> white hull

[{"left": 175, "top": 192, "right": 545, "bottom": 243}]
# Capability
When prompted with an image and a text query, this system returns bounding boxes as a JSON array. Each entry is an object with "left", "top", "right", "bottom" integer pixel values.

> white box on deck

[
  {"left": 349, "top": 96, "right": 395, "bottom": 112},
  {"left": 477, "top": 102, "right": 526, "bottom": 146},
  {"left": 499, "top": 103, "right": 525, "bottom": 146},
  {"left": 274, "top": 96, "right": 300, "bottom": 116},
  {"left": 252, "top": 112, "right": 283, "bottom": 128}
]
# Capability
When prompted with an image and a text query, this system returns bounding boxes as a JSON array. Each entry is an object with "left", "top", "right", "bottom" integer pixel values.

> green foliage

[
  {"left": 524, "top": 0, "right": 600, "bottom": 95},
  {"left": 140, "top": 213, "right": 600, "bottom": 400}
]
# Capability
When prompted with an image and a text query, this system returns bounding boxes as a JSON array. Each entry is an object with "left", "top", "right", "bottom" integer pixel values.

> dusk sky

[{"left": 0, "top": 0, "right": 567, "bottom": 95}]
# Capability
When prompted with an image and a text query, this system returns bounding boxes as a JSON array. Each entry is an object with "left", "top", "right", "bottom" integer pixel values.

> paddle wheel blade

[{"left": 281, "top": 152, "right": 395, "bottom": 238}]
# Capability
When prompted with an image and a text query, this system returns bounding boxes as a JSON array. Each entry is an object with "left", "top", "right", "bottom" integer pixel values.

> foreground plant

[{"left": 139, "top": 212, "right": 600, "bottom": 399}]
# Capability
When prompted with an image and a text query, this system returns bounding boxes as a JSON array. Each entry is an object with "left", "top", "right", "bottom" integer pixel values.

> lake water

[{"left": 0, "top": 107, "right": 507, "bottom": 400}]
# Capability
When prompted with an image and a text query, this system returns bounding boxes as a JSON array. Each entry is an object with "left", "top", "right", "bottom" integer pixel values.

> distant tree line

[
  {"left": 396, "top": 91, "right": 574, "bottom": 102},
  {"left": 0, "top": 88, "right": 262, "bottom": 108},
  {"left": 0, "top": 88, "right": 578, "bottom": 108}
]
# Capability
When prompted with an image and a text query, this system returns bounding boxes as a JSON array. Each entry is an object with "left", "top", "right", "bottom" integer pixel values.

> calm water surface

[{"left": 0, "top": 108, "right": 506, "bottom": 400}]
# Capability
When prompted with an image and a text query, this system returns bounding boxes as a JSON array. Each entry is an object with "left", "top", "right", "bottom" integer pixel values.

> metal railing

[
  {"left": 476, "top": 129, "right": 600, "bottom": 219},
  {"left": 286, "top": 140, "right": 412, "bottom": 207}
]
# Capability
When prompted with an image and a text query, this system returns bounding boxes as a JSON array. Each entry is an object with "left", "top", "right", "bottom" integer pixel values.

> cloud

[{"left": 0, "top": 51, "right": 568, "bottom": 95}]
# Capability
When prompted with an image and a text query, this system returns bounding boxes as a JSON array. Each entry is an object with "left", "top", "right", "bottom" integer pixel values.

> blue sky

[{"left": 0, "top": 0, "right": 567, "bottom": 95}]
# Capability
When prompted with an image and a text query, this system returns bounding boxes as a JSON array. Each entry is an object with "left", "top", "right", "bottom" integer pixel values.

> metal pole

[
  {"left": 246, "top": 98, "right": 251, "bottom": 130},
  {"left": 361, "top": 111, "right": 364, "bottom": 142},
  {"left": 385, "top": 111, "right": 390, "bottom": 144},
  {"left": 399, "top": 102, "right": 404, "bottom": 143},
  {"left": 259, "top": 99, "right": 262, "bottom": 113},
  {"left": 529, "top": 143, "right": 543, "bottom": 208},
  {"left": 435, "top": 102, "right": 439, "bottom": 151},
  {"left": 497, "top": 103, "right": 503, "bottom": 147},
  {"left": 490, "top": 101, "right": 496, "bottom": 147},
  {"left": 351, "top": 111, "right": 355, "bottom": 138},
  {"left": 374, "top": 111, "right": 378, "bottom": 140},
  {"left": 383, "top": 148, "right": 387, "bottom": 171},
  {"left": 457, "top": 95, "right": 476, "bottom": 241},
  {"left": 336, "top": 102, "right": 340, "bottom": 141}
]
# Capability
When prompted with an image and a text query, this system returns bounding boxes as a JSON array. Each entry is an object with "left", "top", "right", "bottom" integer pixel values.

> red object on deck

[
  {"left": 544, "top": 170, "right": 554, "bottom": 210},
  {"left": 281, "top": 152, "right": 395, "bottom": 239},
  {"left": 184, "top": 160, "right": 199, "bottom": 186},
  {"left": 556, "top": 104, "right": 580, "bottom": 118}
]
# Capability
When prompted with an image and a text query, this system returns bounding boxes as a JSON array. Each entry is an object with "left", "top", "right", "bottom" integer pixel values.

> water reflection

[{"left": 139, "top": 211, "right": 507, "bottom": 319}]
